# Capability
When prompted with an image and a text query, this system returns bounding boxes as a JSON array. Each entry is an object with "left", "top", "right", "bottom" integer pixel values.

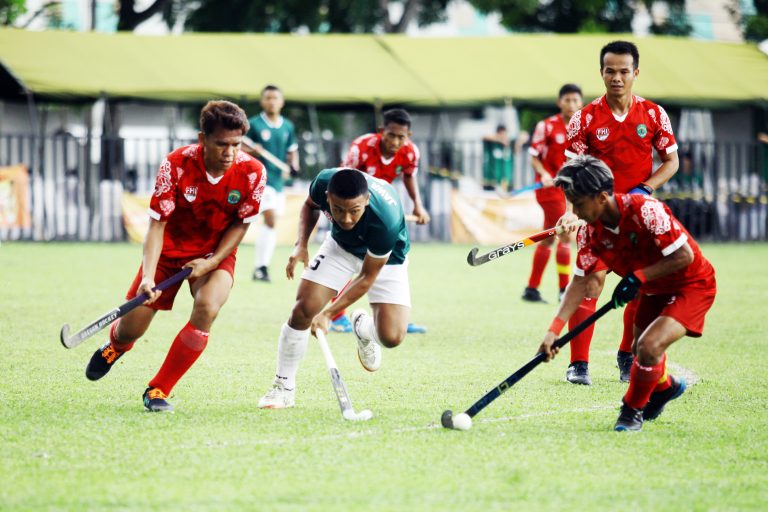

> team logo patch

[
  {"left": 395, "top": 165, "right": 403, "bottom": 175},
  {"left": 184, "top": 186, "right": 198, "bottom": 202},
  {"left": 596, "top": 128, "right": 610, "bottom": 141},
  {"left": 260, "top": 129, "right": 271, "bottom": 141},
  {"left": 636, "top": 124, "right": 648, "bottom": 138},
  {"left": 555, "top": 134, "right": 565, "bottom": 144},
  {"left": 227, "top": 190, "right": 242, "bottom": 204}
]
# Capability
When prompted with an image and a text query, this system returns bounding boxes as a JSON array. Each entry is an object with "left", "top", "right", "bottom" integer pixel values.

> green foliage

[
  {"left": 1, "top": 242, "right": 767, "bottom": 510},
  {"left": 0, "top": 0, "right": 25, "bottom": 25},
  {"left": 744, "top": 14, "right": 768, "bottom": 41},
  {"left": 471, "top": 0, "right": 635, "bottom": 33}
]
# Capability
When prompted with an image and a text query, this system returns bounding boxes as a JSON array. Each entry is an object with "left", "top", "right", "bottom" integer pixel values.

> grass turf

[{"left": 1, "top": 242, "right": 766, "bottom": 511}]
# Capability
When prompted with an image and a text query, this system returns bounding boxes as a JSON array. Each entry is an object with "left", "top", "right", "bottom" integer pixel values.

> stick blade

[
  {"left": 467, "top": 248, "right": 480, "bottom": 266},
  {"left": 59, "top": 324, "right": 73, "bottom": 349}
]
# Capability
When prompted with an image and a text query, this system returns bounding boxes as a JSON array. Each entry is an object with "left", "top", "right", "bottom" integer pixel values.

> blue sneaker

[
  {"left": 407, "top": 322, "right": 427, "bottom": 334},
  {"left": 329, "top": 315, "right": 353, "bottom": 333}
]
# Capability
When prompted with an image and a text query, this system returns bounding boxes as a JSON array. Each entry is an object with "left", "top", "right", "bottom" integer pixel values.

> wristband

[
  {"left": 634, "top": 269, "right": 648, "bottom": 283},
  {"left": 638, "top": 183, "right": 654, "bottom": 194},
  {"left": 548, "top": 317, "right": 566, "bottom": 336}
]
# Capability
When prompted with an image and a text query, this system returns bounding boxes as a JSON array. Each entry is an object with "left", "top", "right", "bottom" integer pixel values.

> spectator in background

[{"left": 482, "top": 124, "right": 513, "bottom": 192}]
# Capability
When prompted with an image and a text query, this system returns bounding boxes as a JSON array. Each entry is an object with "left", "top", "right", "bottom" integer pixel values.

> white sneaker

[
  {"left": 351, "top": 309, "right": 382, "bottom": 372},
  {"left": 258, "top": 381, "right": 295, "bottom": 409}
]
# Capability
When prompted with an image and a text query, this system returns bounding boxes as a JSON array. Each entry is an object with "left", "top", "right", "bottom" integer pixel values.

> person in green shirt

[
  {"left": 258, "top": 168, "right": 412, "bottom": 409},
  {"left": 243, "top": 85, "right": 300, "bottom": 283}
]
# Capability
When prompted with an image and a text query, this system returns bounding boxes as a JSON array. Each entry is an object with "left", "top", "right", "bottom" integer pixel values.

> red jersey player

[
  {"left": 330, "top": 108, "right": 429, "bottom": 334},
  {"left": 559, "top": 40, "right": 680, "bottom": 386},
  {"left": 538, "top": 155, "right": 715, "bottom": 431},
  {"left": 84, "top": 100, "right": 266, "bottom": 412},
  {"left": 523, "top": 83, "right": 583, "bottom": 304}
]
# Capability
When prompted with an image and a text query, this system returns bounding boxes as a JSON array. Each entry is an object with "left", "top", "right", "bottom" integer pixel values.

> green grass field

[{"left": 1, "top": 242, "right": 767, "bottom": 511}]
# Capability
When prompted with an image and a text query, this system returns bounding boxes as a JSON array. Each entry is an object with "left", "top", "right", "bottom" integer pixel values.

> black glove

[
  {"left": 612, "top": 273, "right": 642, "bottom": 308},
  {"left": 289, "top": 164, "right": 300, "bottom": 178}
]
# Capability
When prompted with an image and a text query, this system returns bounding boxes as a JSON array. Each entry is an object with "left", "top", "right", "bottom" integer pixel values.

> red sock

[
  {"left": 148, "top": 321, "right": 209, "bottom": 395},
  {"left": 652, "top": 354, "right": 672, "bottom": 393},
  {"left": 110, "top": 321, "right": 135, "bottom": 353},
  {"left": 624, "top": 358, "right": 665, "bottom": 409},
  {"left": 618, "top": 298, "right": 639, "bottom": 352},
  {"left": 528, "top": 244, "right": 552, "bottom": 289},
  {"left": 569, "top": 297, "right": 597, "bottom": 363},
  {"left": 555, "top": 242, "right": 570, "bottom": 290}
]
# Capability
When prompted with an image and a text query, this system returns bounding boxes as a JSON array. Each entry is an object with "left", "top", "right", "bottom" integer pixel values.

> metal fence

[{"left": 1, "top": 133, "right": 766, "bottom": 242}]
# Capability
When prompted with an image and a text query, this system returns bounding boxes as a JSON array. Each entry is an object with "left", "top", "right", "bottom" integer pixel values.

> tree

[
  {"left": 0, "top": 0, "right": 25, "bottom": 25},
  {"left": 728, "top": 0, "right": 768, "bottom": 42},
  {"left": 118, "top": 0, "right": 169, "bottom": 31}
]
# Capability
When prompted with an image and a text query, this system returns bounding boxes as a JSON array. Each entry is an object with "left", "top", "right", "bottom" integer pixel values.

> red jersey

[
  {"left": 342, "top": 133, "right": 420, "bottom": 183},
  {"left": 148, "top": 144, "right": 267, "bottom": 259},
  {"left": 528, "top": 113, "right": 568, "bottom": 203},
  {"left": 565, "top": 95, "right": 678, "bottom": 194},
  {"left": 574, "top": 194, "right": 715, "bottom": 295}
]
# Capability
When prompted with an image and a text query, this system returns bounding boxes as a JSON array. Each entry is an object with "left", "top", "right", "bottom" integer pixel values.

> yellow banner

[{"left": 0, "top": 165, "right": 31, "bottom": 230}]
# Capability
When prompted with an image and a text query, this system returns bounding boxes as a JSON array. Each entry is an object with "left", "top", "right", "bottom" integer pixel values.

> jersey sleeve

[
  {"left": 309, "top": 169, "right": 333, "bottom": 206},
  {"left": 246, "top": 117, "right": 262, "bottom": 143},
  {"left": 366, "top": 224, "right": 398, "bottom": 259},
  {"left": 573, "top": 225, "right": 608, "bottom": 277},
  {"left": 148, "top": 157, "right": 178, "bottom": 222},
  {"left": 287, "top": 121, "right": 298, "bottom": 152},
  {"left": 342, "top": 140, "right": 363, "bottom": 169},
  {"left": 651, "top": 105, "right": 678, "bottom": 156},
  {"left": 634, "top": 196, "right": 688, "bottom": 256},
  {"left": 239, "top": 164, "right": 267, "bottom": 224},
  {"left": 565, "top": 109, "right": 588, "bottom": 159},
  {"left": 402, "top": 142, "right": 420, "bottom": 176},
  {"left": 528, "top": 120, "right": 547, "bottom": 158}
]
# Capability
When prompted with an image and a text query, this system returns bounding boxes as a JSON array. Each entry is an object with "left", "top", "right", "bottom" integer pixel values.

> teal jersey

[
  {"left": 309, "top": 168, "right": 410, "bottom": 265},
  {"left": 246, "top": 113, "right": 297, "bottom": 192}
]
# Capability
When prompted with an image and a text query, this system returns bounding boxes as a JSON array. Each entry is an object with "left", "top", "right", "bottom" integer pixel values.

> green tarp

[{"left": 1, "top": 29, "right": 766, "bottom": 106}]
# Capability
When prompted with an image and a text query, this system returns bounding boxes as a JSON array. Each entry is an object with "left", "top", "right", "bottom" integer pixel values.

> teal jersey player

[
  {"left": 246, "top": 112, "right": 297, "bottom": 192},
  {"left": 310, "top": 168, "right": 409, "bottom": 264}
]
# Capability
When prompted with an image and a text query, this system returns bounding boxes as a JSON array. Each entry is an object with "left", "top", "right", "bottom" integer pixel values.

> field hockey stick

[
  {"left": 508, "top": 182, "right": 543, "bottom": 196},
  {"left": 467, "top": 221, "right": 581, "bottom": 267},
  {"left": 59, "top": 267, "right": 192, "bottom": 349},
  {"left": 405, "top": 214, "right": 418, "bottom": 222},
  {"left": 315, "top": 330, "right": 373, "bottom": 422},
  {"left": 242, "top": 136, "right": 292, "bottom": 176},
  {"left": 441, "top": 300, "right": 615, "bottom": 430}
]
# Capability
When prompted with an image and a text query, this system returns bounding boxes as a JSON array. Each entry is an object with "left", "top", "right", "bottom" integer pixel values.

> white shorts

[
  {"left": 259, "top": 185, "right": 285, "bottom": 215},
  {"left": 301, "top": 235, "right": 411, "bottom": 307}
]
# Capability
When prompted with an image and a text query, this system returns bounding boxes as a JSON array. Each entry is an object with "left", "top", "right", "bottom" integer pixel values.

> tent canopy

[{"left": 1, "top": 29, "right": 766, "bottom": 107}]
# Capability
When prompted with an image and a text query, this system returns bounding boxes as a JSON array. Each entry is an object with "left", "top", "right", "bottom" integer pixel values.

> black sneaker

[
  {"left": 522, "top": 287, "right": 547, "bottom": 303},
  {"left": 643, "top": 376, "right": 686, "bottom": 421},
  {"left": 617, "top": 350, "right": 633, "bottom": 383},
  {"left": 614, "top": 402, "right": 643, "bottom": 432},
  {"left": 85, "top": 341, "right": 124, "bottom": 381},
  {"left": 143, "top": 387, "right": 174, "bottom": 412},
  {"left": 565, "top": 361, "right": 592, "bottom": 385},
  {"left": 252, "top": 265, "right": 270, "bottom": 282}
]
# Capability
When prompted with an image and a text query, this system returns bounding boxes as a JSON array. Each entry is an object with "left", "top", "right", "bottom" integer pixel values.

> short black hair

[
  {"left": 600, "top": 40, "right": 639, "bottom": 69},
  {"left": 328, "top": 168, "right": 369, "bottom": 199},
  {"left": 555, "top": 155, "right": 614, "bottom": 197},
  {"left": 199, "top": 100, "right": 249, "bottom": 135},
  {"left": 559, "top": 83, "right": 582, "bottom": 98},
  {"left": 496, "top": 124, "right": 507, "bottom": 132},
  {"left": 382, "top": 108, "right": 412, "bottom": 129},
  {"left": 261, "top": 84, "right": 282, "bottom": 96}
]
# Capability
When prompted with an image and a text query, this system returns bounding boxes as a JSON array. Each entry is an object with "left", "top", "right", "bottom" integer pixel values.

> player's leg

[
  {"left": 565, "top": 270, "right": 604, "bottom": 385},
  {"left": 144, "top": 256, "right": 235, "bottom": 412},
  {"left": 253, "top": 186, "right": 279, "bottom": 282},
  {"left": 85, "top": 260, "right": 184, "bottom": 381},
  {"left": 617, "top": 298, "right": 639, "bottom": 382},
  {"left": 523, "top": 199, "right": 556, "bottom": 303},
  {"left": 329, "top": 280, "right": 353, "bottom": 333},
  {"left": 260, "top": 237, "right": 352, "bottom": 408},
  {"left": 555, "top": 230, "right": 572, "bottom": 301}
]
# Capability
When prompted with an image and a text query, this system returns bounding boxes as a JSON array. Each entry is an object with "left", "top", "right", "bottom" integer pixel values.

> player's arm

[
  {"left": 286, "top": 196, "right": 321, "bottom": 279},
  {"left": 537, "top": 275, "right": 588, "bottom": 361},
  {"left": 138, "top": 218, "right": 166, "bottom": 304},
  {"left": 402, "top": 173, "right": 430, "bottom": 224},
  {"left": 530, "top": 156, "right": 554, "bottom": 187},
  {"left": 287, "top": 148, "right": 300, "bottom": 176},
  {"left": 184, "top": 220, "right": 250, "bottom": 279},
  {"left": 311, "top": 254, "right": 387, "bottom": 334},
  {"left": 641, "top": 150, "right": 679, "bottom": 193}
]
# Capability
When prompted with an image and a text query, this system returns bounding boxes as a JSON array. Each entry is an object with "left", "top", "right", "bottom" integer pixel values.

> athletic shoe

[
  {"left": 252, "top": 266, "right": 270, "bottom": 283},
  {"left": 329, "top": 315, "right": 353, "bottom": 333},
  {"left": 142, "top": 387, "right": 174, "bottom": 413},
  {"left": 617, "top": 351, "right": 634, "bottom": 383},
  {"left": 351, "top": 309, "right": 382, "bottom": 372},
  {"left": 85, "top": 341, "right": 124, "bottom": 381},
  {"left": 406, "top": 322, "right": 427, "bottom": 334},
  {"left": 614, "top": 402, "right": 643, "bottom": 432},
  {"left": 522, "top": 287, "right": 547, "bottom": 303},
  {"left": 643, "top": 376, "right": 687, "bottom": 421},
  {"left": 258, "top": 381, "right": 296, "bottom": 409},
  {"left": 565, "top": 361, "right": 592, "bottom": 385}
]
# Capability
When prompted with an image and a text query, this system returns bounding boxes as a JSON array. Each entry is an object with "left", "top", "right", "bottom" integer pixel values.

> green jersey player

[{"left": 258, "top": 168, "right": 413, "bottom": 409}]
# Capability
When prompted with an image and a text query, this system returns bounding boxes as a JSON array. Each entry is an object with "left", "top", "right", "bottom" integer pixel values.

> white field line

[{"left": 185, "top": 364, "right": 699, "bottom": 450}]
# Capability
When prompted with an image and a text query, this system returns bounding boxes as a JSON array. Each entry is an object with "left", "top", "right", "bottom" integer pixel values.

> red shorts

[
  {"left": 538, "top": 198, "right": 567, "bottom": 230},
  {"left": 126, "top": 252, "right": 237, "bottom": 311},
  {"left": 634, "top": 286, "right": 716, "bottom": 337}
]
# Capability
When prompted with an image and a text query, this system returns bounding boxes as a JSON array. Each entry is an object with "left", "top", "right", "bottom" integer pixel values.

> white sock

[
  {"left": 357, "top": 313, "right": 381, "bottom": 346},
  {"left": 275, "top": 322, "right": 309, "bottom": 390},
  {"left": 255, "top": 225, "right": 277, "bottom": 268}
]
